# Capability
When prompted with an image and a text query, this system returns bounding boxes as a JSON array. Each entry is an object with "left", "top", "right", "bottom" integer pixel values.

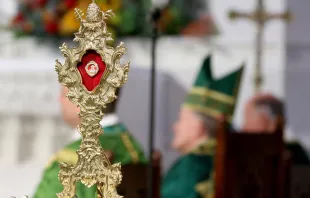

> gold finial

[
  {"left": 86, "top": 2, "right": 102, "bottom": 22},
  {"left": 55, "top": 1, "right": 129, "bottom": 198},
  {"left": 74, "top": 2, "right": 115, "bottom": 26}
]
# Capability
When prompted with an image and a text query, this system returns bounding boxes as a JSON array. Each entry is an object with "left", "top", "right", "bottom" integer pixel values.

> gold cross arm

[
  {"left": 228, "top": 9, "right": 292, "bottom": 24},
  {"left": 267, "top": 11, "right": 292, "bottom": 22}
]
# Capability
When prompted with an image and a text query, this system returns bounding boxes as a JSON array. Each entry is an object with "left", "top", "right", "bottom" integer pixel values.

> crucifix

[{"left": 228, "top": 0, "right": 292, "bottom": 94}]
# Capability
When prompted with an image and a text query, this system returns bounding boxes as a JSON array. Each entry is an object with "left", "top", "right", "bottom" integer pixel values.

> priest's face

[
  {"left": 243, "top": 94, "right": 276, "bottom": 133},
  {"left": 59, "top": 86, "right": 80, "bottom": 128},
  {"left": 243, "top": 106, "right": 270, "bottom": 132},
  {"left": 172, "top": 107, "right": 205, "bottom": 153}
]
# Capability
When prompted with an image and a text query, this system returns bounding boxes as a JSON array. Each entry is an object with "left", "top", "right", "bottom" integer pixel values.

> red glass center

[{"left": 77, "top": 50, "right": 106, "bottom": 91}]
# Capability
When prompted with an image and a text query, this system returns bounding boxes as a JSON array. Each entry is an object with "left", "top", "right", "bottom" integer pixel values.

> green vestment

[
  {"left": 161, "top": 140, "right": 216, "bottom": 198},
  {"left": 33, "top": 123, "right": 146, "bottom": 198},
  {"left": 161, "top": 56, "right": 243, "bottom": 198}
]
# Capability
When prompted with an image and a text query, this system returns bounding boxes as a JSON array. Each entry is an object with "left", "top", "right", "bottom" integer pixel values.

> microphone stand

[{"left": 147, "top": 7, "right": 161, "bottom": 198}]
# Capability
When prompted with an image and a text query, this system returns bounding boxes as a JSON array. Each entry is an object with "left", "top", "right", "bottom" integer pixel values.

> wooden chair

[
  {"left": 117, "top": 151, "right": 161, "bottom": 198},
  {"left": 290, "top": 165, "right": 310, "bottom": 198},
  {"left": 214, "top": 118, "right": 291, "bottom": 198}
]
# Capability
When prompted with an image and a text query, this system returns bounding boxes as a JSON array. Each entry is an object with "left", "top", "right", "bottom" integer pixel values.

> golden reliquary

[{"left": 12, "top": 0, "right": 130, "bottom": 197}]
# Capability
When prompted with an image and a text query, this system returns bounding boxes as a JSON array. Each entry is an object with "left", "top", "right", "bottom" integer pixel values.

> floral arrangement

[
  {"left": 10, "top": 0, "right": 219, "bottom": 39},
  {"left": 10, "top": 0, "right": 150, "bottom": 39},
  {"left": 157, "top": 0, "right": 219, "bottom": 36}
]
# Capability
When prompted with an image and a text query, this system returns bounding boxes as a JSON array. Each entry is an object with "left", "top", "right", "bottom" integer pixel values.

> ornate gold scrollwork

[{"left": 55, "top": 1, "right": 129, "bottom": 197}]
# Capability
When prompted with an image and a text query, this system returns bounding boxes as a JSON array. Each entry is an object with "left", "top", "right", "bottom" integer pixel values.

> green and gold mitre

[{"left": 183, "top": 55, "right": 244, "bottom": 121}]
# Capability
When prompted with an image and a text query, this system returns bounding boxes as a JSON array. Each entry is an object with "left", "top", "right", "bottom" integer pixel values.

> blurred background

[{"left": 0, "top": 0, "right": 308, "bottom": 197}]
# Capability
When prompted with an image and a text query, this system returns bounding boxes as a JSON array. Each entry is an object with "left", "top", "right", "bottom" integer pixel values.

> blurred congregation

[{"left": 0, "top": 0, "right": 310, "bottom": 198}]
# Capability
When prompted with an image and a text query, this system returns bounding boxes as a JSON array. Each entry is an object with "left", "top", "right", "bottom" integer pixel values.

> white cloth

[{"left": 71, "top": 113, "right": 120, "bottom": 141}]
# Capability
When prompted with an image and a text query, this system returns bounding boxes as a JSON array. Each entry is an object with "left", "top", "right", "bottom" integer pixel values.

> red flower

[
  {"left": 45, "top": 21, "right": 59, "bottom": 34},
  {"left": 12, "top": 13, "right": 24, "bottom": 24},
  {"left": 65, "top": 0, "right": 77, "bottom": 9},
  {"left": 36, "top": 0, "right": 47, "bottom": 7}
]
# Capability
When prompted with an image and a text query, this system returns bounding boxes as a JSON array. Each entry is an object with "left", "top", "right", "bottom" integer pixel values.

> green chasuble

[
  {"left": 33, "top": 123, "right": 146, "bottom": 198},
  {"left": 285, "top": 141, "right": 310, "bottom": 165},
  {"left": 161, "top": 140, "right": 216, "bottom": 198}
]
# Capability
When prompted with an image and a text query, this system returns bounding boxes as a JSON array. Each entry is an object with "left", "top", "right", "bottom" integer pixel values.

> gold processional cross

[{"left": 228, "top": 0, "right": 291, "bottom": 93}]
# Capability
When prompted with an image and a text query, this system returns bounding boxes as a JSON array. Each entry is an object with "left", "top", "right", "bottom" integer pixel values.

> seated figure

[
  {"left": 242, "top": 93, "right": 310, "bottom": 165},
  {"left": 32, "top": 86, "right": 146, "bottom": 198},
  {"left": 161, "top": 56, "right": 244, "bottom": 198}
]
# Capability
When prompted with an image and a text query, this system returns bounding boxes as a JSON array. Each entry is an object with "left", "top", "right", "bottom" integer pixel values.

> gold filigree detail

[
  {"left": 55, "top": 1, "right": 129, "bottom": 198},
  {"left": 120, "top": 133, "right": 139, "bottom": 164}
]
